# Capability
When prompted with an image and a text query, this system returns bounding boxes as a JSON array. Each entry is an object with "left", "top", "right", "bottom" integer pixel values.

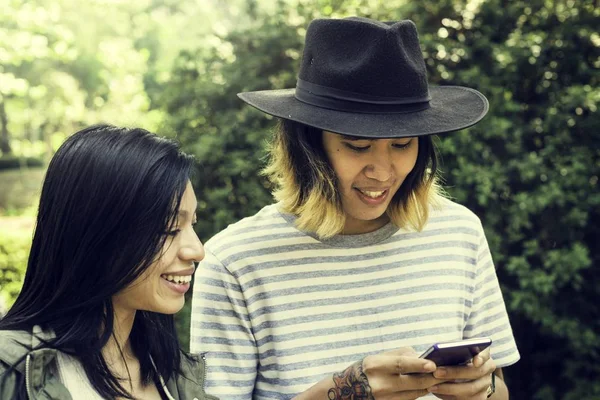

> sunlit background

[{"left": 0, "top": 0, "right": 598, "bottom": 398}]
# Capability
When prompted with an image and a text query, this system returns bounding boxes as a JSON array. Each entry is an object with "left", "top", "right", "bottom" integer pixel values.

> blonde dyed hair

[{"left": 263, "top": 120, "right": 445, "bottom": 239}]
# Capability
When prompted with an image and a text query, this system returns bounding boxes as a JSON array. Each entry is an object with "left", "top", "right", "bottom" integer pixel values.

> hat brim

[{"left": 238, "top": 86, "right": 488, "bottom": 138}]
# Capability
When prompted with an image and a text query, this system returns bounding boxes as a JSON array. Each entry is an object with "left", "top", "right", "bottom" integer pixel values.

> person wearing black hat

[{"left": 190, "top": 17, "right": 519, "bottom": 400}]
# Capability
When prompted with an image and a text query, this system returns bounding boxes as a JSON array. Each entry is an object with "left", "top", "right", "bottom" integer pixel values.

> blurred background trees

[{"left": 1, "top": 0, "right": 598, "bottom": 398}]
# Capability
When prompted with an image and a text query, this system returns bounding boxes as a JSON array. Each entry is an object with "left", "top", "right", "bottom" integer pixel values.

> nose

[
  {"left": 363, "top": 150, "right": 394, "bottom": 182},
  {"left": 179, "top": 227, "right": 205, "bottom": 264}
]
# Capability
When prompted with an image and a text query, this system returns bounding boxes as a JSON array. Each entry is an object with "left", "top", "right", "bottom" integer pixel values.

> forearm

[
  {"left": 292, "top": 360, "right": 372, "bottom": 400},
  {"left": 292, "top": 377, "right": 334, "bottom": 400}
]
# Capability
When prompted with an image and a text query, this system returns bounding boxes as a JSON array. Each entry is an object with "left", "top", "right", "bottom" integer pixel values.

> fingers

[
  {"left": 364, "top": 347, "right": 495, "bottom": 399},
  {"left": 364, "top": 351, "right": 447, "bottom": 396},
  {"left": 376, "top": 389, "right": 430, "bottom": 400},
  {"left": 433, "top": 355, "right": 495, "bottom": 381},
  {"left": 428, "top": 374, "right": 492, "bottom": 399},
  {"left": 370, "top": 370, "right": 442, "bottom": 393},
  {"left": 365, "top": 358, "right": 446, "bottom": 393},
  {"left": 364, "top": 352, "right": 434, "bottom": 376},
  {"left": 396, "top": 372, "right": 447, "bottom": 392},
  {"left": 472, "top": 347, "right": 491, "bottom": 368}
]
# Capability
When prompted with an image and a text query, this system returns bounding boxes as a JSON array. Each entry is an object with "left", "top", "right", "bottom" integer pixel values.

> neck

[
  {"left": 102, "top": 305, "right": 136, "bottom": 363},
  {"left": 342, "top": 214, "right": 390, "bottom": 235}
]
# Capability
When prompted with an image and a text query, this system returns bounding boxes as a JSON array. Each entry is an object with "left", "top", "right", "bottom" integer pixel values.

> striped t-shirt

[{"left": 190, "top": 200, "right": 520, "bottom": 399}]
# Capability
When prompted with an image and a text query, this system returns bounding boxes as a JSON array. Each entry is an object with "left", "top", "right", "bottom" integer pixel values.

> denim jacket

[{"left": 0, "top": 326, "right": 218, "bottom": 400}]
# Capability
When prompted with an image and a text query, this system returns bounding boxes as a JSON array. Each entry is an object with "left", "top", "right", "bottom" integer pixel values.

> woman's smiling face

[
  {"left": 112, "top": 181, "right": 205, "bottom": 315},
  {"left": 322, "top": 131, "right": 419, "bottom": 234}
]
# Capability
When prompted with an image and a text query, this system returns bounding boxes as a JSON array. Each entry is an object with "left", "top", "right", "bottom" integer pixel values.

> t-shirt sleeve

[
  {"left": 190, "top": 248, "right": 258, "bottom": 400},
  {"left": 463, "top": 223, "right": 520, "bottom": 368}
]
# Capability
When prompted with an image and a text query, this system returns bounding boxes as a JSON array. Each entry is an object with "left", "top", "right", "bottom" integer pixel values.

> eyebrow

[
  {"left": 178, "top": 205, "right": 198, "bottom": 219},
  {"left": 340, "top": 135, "right": 413, "bottom": 142},
  {"left": 178, "top": 210, "right": 189, "bottom": 218},
  {"left": 340, "top": 135, "right": 372, "bottom": 141}
]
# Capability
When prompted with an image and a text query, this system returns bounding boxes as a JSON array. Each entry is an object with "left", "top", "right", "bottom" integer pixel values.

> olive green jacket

[{"left": 0, "top": 326, "right": 218, "bottom": 400}]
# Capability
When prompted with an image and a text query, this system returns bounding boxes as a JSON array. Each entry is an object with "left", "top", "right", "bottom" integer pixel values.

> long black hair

[{"left": 0, "top": 125, "right": 195, "bottom": 398}]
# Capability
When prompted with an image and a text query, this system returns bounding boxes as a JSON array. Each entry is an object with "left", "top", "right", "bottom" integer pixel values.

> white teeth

[
  {"left": 162, "top": 274, "right": 192, "bottom": 284},
  {"left": 361, "top": 190, "right": 385, "bottom": 198}
]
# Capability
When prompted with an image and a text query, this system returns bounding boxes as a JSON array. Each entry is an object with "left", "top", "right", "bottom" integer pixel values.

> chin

[
  {"left": 153, "top": 301, "right": 185, "bottom": 315},
  {"left": 357, "top": 210, "right": 388, "bottom": 221}
]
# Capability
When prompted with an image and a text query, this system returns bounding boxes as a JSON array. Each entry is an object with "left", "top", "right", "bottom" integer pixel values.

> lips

[
  {"left": 353, "top": 187, "right": 390, "bottom": 206},
  {"left": 358, "top": 189, "right": 386, "bottom": 198},
  {"left": 160, "top": 266, "right": 195, "bottom": 289},
  {"left": 355, "top": 188, "right": 389, "bottom": 199}
]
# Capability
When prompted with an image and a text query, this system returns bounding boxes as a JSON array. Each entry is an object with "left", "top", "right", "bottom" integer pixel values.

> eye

[
  {"left": 165, "top": 229, "right": 181, "bottom": 237},
  {"left": 344, "top": 143, "right": 370, "bottom": 152},
  {"left": 393, "top": 140, "right": 412, "bottom": 150}
]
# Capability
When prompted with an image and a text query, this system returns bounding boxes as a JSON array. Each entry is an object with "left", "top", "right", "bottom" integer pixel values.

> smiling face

[
  {"left": 112, "top": 181, "right": 204, "bottom": 315},
  {"left": 322, "top": 131, "right": 419, "bottom": 234}
]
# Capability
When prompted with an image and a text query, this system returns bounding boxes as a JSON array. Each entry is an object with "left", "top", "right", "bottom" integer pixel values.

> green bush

[
  {"left": 0, "top": 156, "right": 44, "bottom": 171},
  {"left": 0, "top": 168, "right": 46, "bottom": 213},
  {"left": 0, "top": 228, "right": 31, "bottom": 315}
]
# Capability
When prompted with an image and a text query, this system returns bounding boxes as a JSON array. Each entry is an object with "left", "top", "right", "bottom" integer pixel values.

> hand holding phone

[{"left": 419, "top": 337, "right": 492, "bottom": 367}]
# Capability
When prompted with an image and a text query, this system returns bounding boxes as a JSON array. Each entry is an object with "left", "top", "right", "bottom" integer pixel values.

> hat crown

[{"left": 298, "top": 17, "right": 429, "bottom": 100}]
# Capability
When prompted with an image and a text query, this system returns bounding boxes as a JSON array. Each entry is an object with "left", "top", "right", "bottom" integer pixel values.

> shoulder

[
  {"left": 429, "top": 197, "right": 484, "bottom": 231},
  {"left": 0, "top": 329, "right": 32, "bottom": 346},
  {"left": 204, "top": 203, "right": 294, "bottom": 254},
  {"left": 207, "top": 204, "right": 284, "bottom": 243},
  {"left": 0, "top": 330, "right": 33, "bottom": 370},
  {"left": 0, "top": 327, "right": 57, "bottom": 371},
  {"left": 0, "top": 330, "right": 30, "bottom": 400},
  {"left": 176, "top": 353, "right": 219, "bottom": 400},
  {"left": 177, "top": 352, "right": 203, "bottom": 376}
]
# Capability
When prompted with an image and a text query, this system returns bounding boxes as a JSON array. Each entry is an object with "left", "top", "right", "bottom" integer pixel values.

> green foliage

[
  {"left": 161, "top": 5, "right": 307, "bottom": 239},
  {"left": 0, "top": 0, "right": 231, "bottom": 159},
  {"left": 410, "top": 1, "right": 599, "bottom": 397},
  {"left": 0, "top": 226, "right": 31, "bottom": 316},
  {"left": 0, "top": 156, "right": 44, "bottom": 170},
  {"left": 0, "top": 168, "right": 45, "bottom": 213},
  {"left": 160, "top": 0, "right": 599, "bottom": 398}
]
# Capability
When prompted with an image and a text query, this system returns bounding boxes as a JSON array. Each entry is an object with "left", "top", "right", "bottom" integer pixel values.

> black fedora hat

[{"left": 238, "top": 17, "right": 488, "bottom": 138}]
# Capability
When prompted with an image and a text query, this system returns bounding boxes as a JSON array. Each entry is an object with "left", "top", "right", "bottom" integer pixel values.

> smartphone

[{"left": 419, "top": 337, "right": 492, "bottom": 367}]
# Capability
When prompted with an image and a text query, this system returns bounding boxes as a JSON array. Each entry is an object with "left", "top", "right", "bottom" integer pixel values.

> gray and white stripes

[{"left": 191, "top": 200, "right": 520, "bottom": 400}]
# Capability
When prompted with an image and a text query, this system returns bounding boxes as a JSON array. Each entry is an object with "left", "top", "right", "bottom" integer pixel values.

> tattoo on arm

[{"left": 327, "top": 360, "right": 374, "bottom": 400}]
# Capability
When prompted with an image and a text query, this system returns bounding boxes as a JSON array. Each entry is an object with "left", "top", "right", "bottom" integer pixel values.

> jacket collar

[{"left": 0, "top": 325, "right": 57, "bottom": 374}]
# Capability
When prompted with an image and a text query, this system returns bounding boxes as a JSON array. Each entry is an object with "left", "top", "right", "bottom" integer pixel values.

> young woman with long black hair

[{"left": 0, "top": 125, "right": 217, "bottom": 400}]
